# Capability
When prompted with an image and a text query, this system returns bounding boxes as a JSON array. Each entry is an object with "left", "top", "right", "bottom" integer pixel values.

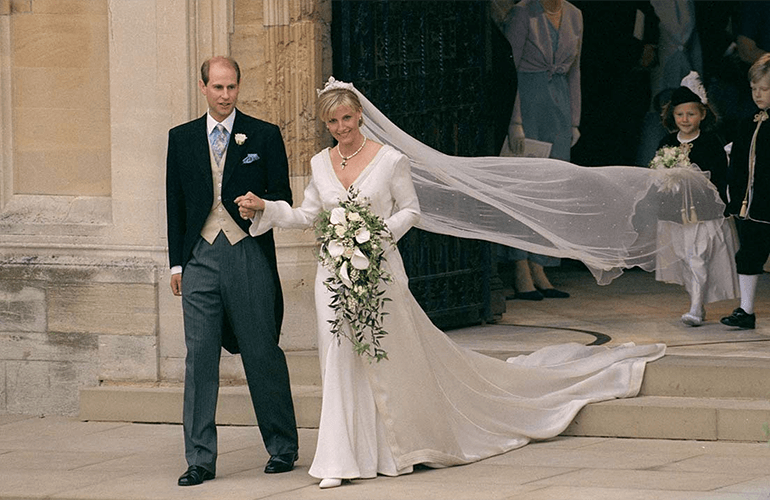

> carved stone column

[{"left": 223, "top": 0, "right": 332, "bottom": 351}]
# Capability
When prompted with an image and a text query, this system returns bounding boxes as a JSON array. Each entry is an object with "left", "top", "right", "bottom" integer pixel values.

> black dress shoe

[
  {"left": 536, "top": 287, "right": 570, "bottom": 298},
  {"left": 264, "top": 452, "right": 299, "bottom": 474},
  {"left": 720, "top": 307, "right": 756, "bottom": 329},
  {"left": 178, "top": 465, "right": 215, "bottom": 486}
]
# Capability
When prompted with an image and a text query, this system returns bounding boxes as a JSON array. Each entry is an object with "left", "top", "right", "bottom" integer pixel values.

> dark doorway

[{"left": 331, "top": 0, "right": 513, "bottom": 328}]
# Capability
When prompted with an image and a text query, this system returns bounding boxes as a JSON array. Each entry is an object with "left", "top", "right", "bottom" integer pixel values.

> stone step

[
  {"left": 564, "top": 395, "right": 770, "bottom": 442},
  {"left": 285, "top": 350, "right": 321, "bottom": 386},
  {"left": 640, "top": 355, "right": 770, "bottom": 399},
  {"left": 79, "top": 386, "right": 770, "bottom": 443},
  {"left": 474, "top": 352, "right": 770, "bottom": 400},
  {"left": 79, "top": 352, "right": 770, "bottom": 443},
  {"left": 80, "top": 384, "right": 322, "bottom": 428}
]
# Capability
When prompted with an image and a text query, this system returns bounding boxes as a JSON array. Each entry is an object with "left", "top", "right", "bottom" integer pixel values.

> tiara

[{"left": 317, "top": 76, "right": 355, "bottom": 96}]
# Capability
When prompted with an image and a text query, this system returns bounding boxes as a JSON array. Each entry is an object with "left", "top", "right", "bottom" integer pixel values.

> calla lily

[
  {"left": 330, "top": 207, "right": 346, "bottom": 225},
  {"left": 351, "top": 247, "right": 370, "bottom": 270},
  {"left": 355, "top": 228, "right": 370, "bottom": 244},
  {"left": 327, "top": 240, "right": 345, "bottom": 258},
  {"left": 339, "top": 261, "right": 352, "bottom": 287}
]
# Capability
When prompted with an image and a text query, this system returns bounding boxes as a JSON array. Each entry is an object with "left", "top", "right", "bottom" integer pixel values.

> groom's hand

[
  {"left": 170, "top": 273, "right": 182, "bottom": 296},
  {"left": 235, "top": 191, "right": 264, "bottom": 219}
]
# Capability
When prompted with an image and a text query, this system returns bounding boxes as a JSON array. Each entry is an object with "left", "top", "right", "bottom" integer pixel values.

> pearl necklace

[{"left": 337, "top": 135, "right": 367, "bottom": 169}]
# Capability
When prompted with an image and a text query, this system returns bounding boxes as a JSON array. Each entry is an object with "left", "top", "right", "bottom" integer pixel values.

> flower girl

[{"left": 651, "top": 72, "right": 738, "bottom": 326}]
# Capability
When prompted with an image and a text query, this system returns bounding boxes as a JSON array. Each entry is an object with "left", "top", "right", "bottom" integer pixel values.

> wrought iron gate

[{"left": 332, "top": 0, "right": 513, "bottom": 329}]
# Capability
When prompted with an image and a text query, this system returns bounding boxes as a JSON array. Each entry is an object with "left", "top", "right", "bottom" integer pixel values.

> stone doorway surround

[{"left": 0, "top": 0, "right": 331, "bottom": 416}]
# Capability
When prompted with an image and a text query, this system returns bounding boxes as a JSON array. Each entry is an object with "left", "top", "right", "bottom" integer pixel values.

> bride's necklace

[{"left": 337, "top": 135, "right": 367, "bottom": 169}]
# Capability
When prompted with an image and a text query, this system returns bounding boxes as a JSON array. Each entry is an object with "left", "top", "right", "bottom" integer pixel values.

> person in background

[
  {"left": 636, "top": 0, "right": 703, "bottom": 167},
  {"left": 498, "top": 0, "right": 582, "bottom": 301}
]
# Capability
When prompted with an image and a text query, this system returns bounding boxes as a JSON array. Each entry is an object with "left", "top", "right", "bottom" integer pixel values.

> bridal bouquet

[
  {"left": 649, "top": 143, "right": 700, "bottom": 223},
  {"left": 315, "top": 187, "right": 394, "bottom": 362},
  {"left": 648, "top": 143, "right": 693, "bottom": 170}
]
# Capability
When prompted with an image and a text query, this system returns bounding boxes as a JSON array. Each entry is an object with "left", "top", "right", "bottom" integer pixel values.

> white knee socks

[{"left": 739, "top": 274, "right": 759, "bottom": 314}]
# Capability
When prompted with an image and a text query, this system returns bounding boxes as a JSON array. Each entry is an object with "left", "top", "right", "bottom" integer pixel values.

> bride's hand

[{"left": 235, "top": 191, "right": 265, "bottom": 220}]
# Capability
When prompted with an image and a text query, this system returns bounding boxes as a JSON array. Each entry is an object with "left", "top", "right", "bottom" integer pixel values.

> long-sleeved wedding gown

[{"left": 251, "top": 144, "right": 665, "bottom": 480}]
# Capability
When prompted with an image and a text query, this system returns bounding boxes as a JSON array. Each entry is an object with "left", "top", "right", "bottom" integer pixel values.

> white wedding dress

[{"left": 251, "top": 144, "right": 665, "bottom": 480}]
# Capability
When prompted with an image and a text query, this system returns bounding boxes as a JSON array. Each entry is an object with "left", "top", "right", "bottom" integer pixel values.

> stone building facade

[{"left": 0, "top": 0, "right": 330, "bottom": 415}]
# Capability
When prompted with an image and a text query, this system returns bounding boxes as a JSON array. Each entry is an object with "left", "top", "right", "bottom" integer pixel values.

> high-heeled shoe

[{"left": 319, "top": 478, "right": 342, "bottom": 489}]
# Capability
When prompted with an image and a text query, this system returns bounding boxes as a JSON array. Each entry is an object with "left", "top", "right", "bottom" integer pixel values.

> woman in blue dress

[{"left": 501, "top": 0, "right": 583, "bottom": 300}]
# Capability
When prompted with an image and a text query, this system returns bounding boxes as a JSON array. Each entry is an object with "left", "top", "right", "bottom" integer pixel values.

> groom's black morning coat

[{"left": 165, "top": 109, "right": 292, "bottom": 352}]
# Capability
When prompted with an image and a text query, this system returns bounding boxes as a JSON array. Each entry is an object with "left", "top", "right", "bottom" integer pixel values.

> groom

[{"left": 166, "top": 56, "right": 298, "bottom": 486}]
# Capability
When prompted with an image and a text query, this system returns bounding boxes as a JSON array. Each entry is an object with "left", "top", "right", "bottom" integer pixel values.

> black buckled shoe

[
  {"left": 264, "top": 452, "right": 299, "bottom": 474},
  {"left": 720, "top": 308, "right": 756, "bottom": 329},
  {"left": 178, "top": 465, "right": 215, "bottom": 486}
]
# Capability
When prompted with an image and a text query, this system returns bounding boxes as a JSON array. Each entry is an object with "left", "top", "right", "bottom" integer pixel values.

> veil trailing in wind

[{"left": 323, "top": 78, "right": 728, "bottom": 285}]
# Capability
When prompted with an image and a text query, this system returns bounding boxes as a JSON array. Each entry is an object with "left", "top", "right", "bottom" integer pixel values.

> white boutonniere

[{"left": 234, "top": 133, "right": 247, "bottom": 145}]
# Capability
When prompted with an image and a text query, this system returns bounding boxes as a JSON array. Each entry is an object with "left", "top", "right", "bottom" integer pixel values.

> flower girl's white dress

[{"left": 251, "top": 144, "right": 665, "bottom": 480}]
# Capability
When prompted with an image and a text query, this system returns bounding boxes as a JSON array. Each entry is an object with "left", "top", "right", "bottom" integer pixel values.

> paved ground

[{"left": 2, "top": 262, "right": 770, "bottom": 500}]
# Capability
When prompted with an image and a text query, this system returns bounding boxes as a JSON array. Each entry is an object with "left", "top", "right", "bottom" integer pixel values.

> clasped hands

[{"left": 234, "top": 191, "right": 265, "bottom": 220}]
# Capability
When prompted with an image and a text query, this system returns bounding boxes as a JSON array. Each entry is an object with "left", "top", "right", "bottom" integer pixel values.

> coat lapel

[
  {"left": 192, "top": 115, "right": 213, "bottom": 178},
  {"left": 525, "top": 1, "right": 552, "bottom": 64}
]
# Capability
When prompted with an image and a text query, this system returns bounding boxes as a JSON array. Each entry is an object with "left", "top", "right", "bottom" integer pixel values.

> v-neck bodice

[{"left": 324, "top": 144, "right": 387, "bottom": 191}]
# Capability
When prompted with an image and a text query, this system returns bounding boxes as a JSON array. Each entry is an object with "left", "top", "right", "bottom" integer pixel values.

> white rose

[
  {"left": 234, "top": 133, "right": 247, "bottom": 145},
  {"left": 335, "top": 225, "right": 346, "bottom": 238},
  {"left": 348, "top": 212, "right": 362, "bottom": 222}
]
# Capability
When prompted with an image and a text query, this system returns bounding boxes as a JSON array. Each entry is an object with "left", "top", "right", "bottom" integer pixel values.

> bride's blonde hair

[{"left": 317, "top": 88, "right": 364, "bottom": 127}]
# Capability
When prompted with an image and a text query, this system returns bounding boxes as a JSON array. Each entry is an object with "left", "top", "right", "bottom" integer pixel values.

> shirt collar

[
  {"left": 677, "top": 130, "right": 700, "bottom": 144},
  {"left": 206, "top": 109, "right": 236, "bottom": 135}
]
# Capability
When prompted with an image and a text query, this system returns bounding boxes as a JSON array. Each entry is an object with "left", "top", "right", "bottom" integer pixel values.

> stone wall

[{"left": 0, "top": 0, "right": 331, "bottom": 415}]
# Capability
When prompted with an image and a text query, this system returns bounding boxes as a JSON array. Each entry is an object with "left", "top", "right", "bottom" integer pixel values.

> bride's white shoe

[{"left": 319, "top": 478, "right": 342, "bottom": 489}]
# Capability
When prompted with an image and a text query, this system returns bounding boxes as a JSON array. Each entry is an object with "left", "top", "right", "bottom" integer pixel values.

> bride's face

[{"left": 325, "top": 105, "right": 362, "bottom": 146}]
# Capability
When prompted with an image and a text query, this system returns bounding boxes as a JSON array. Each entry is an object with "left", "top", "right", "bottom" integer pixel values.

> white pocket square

[{"left": 242, "top": 153, "right": 260, "bottom": 164}]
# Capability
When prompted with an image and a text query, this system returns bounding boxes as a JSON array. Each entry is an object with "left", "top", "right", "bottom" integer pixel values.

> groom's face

[{"left": 199, "top": 61, "right": 240, "bottom": 122}]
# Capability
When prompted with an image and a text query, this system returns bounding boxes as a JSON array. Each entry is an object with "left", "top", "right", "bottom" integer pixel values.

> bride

[{"left": 235, "top": 79, "right": 680, "bottom": 489}]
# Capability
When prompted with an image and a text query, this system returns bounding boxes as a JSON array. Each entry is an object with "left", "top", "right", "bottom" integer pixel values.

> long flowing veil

[{"left": 326, "top": 78, "right": 728, "bottom": 285}]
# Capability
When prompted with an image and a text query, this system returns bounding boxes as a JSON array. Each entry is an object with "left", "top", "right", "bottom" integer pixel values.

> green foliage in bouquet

[{"left": 315, "top": 187, "right": 395, "bottom": 362}]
